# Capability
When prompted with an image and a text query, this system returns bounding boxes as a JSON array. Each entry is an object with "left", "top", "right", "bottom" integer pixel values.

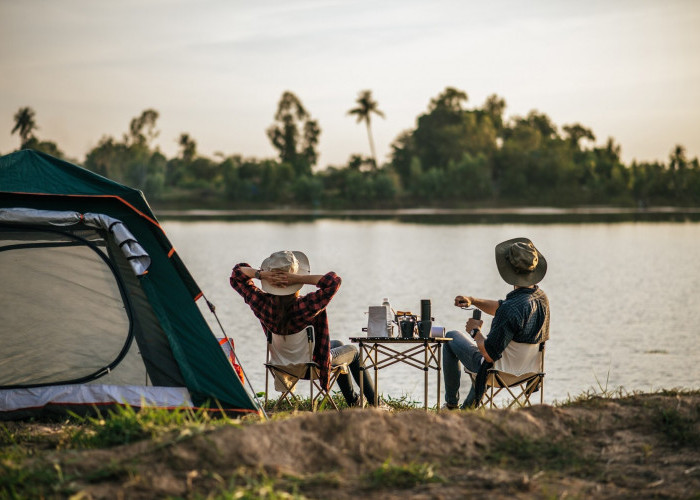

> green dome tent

[{"left": 0, "top": 150, "right": 260, "bottom": 419}]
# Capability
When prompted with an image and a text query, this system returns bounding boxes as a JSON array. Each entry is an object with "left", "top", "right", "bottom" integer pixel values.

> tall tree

[
  {"left": 410, "top": 87, "right": 497, "bottom": 172},
  {"left": 482, "top": 94, "right": 506, "bottom": 133},
  {"left": 178, "top": 133, "right": 197, "bottom": 162},
  {"left": 347, "top": 90, "right": 385, "bottom": 168},
  {"left": 266, "top": 91, "right": 320, "bottom": 176},
  {"left": 127, "top": 109, "right": 160, "bottom": 146},
  {"left": 12, "top": 107, "right": 38, "bottom": 148},
  {"left": 563, "top": 123, "right": 595, "bottom": 149},
  {"left": 84, "top": 110, "right": 164, "bottom": 196},
  {"left": 428, "top": 87, "right": 468, "bottom": 112}
]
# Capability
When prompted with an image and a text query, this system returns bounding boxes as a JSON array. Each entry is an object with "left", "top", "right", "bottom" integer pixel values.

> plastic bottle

[{"left": 382, "top": 298, "right": 393, "bottom": 337}]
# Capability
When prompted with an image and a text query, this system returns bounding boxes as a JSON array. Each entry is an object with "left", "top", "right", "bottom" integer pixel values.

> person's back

[
  {"left": 443, "top": 237, "right": 549, "bottom": 409},
  {"left": 483, "top": 284, "right": 549, "bottom": 363},
  {"left": 230, "top": 250, "right": 382, "bottom": 408}
]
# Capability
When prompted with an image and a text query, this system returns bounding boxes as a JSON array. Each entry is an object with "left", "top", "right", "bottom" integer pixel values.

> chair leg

[
  {"left": 308, "top": 365, "right": 317, "bottom": 412},
  {"left": 311, "top": 368, "right": 338, "bottom": 411},
  {"left": 272, "top": 388, "right": 299, "bottom": 411},
  {"left": 267, "top": 369, "right": 303, "bottom": 411},
  {"left": 311, "top": 382, "right": 339, "bottom": 411},
  {"left": 481, "top": 372, "right": 545, "bottom": 409}
]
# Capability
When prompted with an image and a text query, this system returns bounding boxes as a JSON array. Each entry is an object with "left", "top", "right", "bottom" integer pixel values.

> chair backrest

[
  {"left": 480, "top": 341, "right": 546, "bottom": 408},
  {"left": 266, "top": 326, "right": 316, "bottom": 392},
  {"left": 493, "top": 341, "right": 544, "bottom": 376},
  {"left": 268, "top": 326, "right": 314, "bottom": 367}
]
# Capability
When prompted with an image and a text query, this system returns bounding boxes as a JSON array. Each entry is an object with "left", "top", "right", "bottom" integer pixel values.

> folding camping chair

[
  {"left": 467, "top": 341, "right": 546, "bottom": 409},
  {"left": 264, "top": 326, "right": 348, "bottom": 411}
]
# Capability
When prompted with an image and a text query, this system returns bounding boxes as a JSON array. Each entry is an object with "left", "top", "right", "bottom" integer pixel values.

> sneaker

[{"left": 443, "top": 403, "right": 459, "bottom": 411}]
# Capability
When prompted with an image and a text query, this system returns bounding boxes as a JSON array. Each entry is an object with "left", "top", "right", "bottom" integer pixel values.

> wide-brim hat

[
  {"left": 260, "top": 250, "right": 310, "bottom": 295},
  {"left": 495, "top": 237, "right": 547, "bottom": 287}
]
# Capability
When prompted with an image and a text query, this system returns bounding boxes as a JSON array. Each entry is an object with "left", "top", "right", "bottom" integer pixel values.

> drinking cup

[
  {"left": 400, "top": 320, "right": 416, "bottom": 338},
  {"left": 417, "top": 320, "right": 432, "bottom": 339}
]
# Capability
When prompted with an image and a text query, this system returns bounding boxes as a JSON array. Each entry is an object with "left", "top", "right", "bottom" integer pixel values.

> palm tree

[
  {"left": 348, "top": 90, "right": 384, "bottom": 168},
  {"left": 12, "top": 107, "right": 38, "bottom": 148},
  {"left": 178, "top": 133, "right": 197, "bottom": 163}
]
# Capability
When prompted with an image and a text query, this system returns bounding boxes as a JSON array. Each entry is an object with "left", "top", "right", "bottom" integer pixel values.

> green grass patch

[
  {"left": 653, "top": 406, "right": 700, "bottom": 447},
  {"left": 67, "top": 403, "right": 240, "bottom": 449},
  {"left": 365, "top": 459, "right": 444, "bottom": 489},
  {"left": 484, "top": 432, "right": 598, "bottom": 474},
  {"left": 287, "top": 470, "right": 344, "bottom": 489},
  {"left": 261, "top": 390, "right": 418, "bottom": 415},
  {"left": 195, "top": 470, "right": 308, "bottom": 500},
  {"left": 382, "top": 393, "right": 422, "bottom": 411},
  {"left": 0, "top": 456, "right": 75, "bottom": 499},
  {"left": 262, "top": 391, "right": 351, "bottom": 413}
]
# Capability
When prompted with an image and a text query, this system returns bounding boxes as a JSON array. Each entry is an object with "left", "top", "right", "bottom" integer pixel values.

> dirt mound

[{"left": 8, "top": 392, "right": 700, "bottom": 499}]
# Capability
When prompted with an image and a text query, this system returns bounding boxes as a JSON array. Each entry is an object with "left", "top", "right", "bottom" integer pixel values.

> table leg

[
  {"left": 424, "top": 341, "right": 428, "bottom": 410},
  {"left": 437, "top": 343, "right": 442, "bottom": 411},
  {"left": 373, "top": 345, "right": 379, "bottom": 406},
  {"left": 358, "top": 341, "right": 365, "bottom": 408}
]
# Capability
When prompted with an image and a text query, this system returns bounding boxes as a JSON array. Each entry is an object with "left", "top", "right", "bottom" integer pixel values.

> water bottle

[{"left": 382, "top": 298, "right": 393, "bottom": 337}]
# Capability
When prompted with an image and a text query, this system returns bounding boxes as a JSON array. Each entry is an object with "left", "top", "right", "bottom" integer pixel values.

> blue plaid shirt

[{"left": 484, "top": 286, "right": 550, "bottom": 362}]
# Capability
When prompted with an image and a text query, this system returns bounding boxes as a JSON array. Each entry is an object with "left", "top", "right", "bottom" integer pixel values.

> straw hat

[
  {"left": 260, "top": 250, "right": 310, "bottom": 295},
  {"left": 495, "top": 238, "right": 547, "bottom": 287}
]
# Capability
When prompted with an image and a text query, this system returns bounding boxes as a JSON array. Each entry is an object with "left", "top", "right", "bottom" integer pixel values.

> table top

[{"left": 349, "top": 336, "right": 451, "bottom": 343}]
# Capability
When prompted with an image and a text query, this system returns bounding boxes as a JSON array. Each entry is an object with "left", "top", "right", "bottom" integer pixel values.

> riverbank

[
  {"left": 2, "top": 390, "right": 698, "bottom": 498},
  {"left": 153, "top": 206, "right": 700, "bottom": 223}
]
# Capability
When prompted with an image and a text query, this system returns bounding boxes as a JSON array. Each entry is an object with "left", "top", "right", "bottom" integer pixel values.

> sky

[{"left": 1, "top": 0, "right": 699, "bottom": 168}]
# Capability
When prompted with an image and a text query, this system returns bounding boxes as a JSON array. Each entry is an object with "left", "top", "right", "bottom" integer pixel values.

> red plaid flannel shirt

[{"left": 229, "top": 263, "right": 341, "bottom": 390}]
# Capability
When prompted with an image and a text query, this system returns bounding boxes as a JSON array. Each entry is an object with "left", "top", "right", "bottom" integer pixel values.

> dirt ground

[{"left": 4, "top": 392, "right": 699, "bottom": 499}]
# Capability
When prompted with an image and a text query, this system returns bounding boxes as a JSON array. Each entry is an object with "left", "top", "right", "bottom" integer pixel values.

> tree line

[{"left": 8, "top": 87, "right": 700, "bottom": 208}]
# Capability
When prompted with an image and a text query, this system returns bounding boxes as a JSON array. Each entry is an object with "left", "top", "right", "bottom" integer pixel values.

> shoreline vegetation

[
  {"left": 2, "top": 389, "right": 698, "bottom": 498},
  {"left": 9, "top": 87, "right": 700, "bottom": 214},
  {"left": 153, "top": 205, "right": 700, "bottom": 223}
]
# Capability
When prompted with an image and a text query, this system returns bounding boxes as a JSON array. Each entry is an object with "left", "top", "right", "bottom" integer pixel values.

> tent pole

[{"left": 204, "top": 296, "right": 268, "bottom": 420}]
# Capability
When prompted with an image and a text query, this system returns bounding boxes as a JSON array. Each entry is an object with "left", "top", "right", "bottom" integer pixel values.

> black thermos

[{"left": 421, "top": 299, "right": 431, "bottom": 321}]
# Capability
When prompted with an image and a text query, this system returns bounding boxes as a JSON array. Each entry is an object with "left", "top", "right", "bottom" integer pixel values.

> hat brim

[
  {"left": 260, "top": 251, "right": 311, "bottom": 296},
  {"left": 495, "top": 237, "right": 547, "bottom": 287}
]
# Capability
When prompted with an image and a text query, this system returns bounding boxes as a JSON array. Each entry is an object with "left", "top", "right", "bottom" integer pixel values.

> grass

[
  {"left": 365, "top": 459, "right": 444, "bottom": 489},
  {"left": 555, "top": 368, "right": 630, "bottom": 407},
  {"left": 261, "top": 390, "right": 421, "bottom": 415},
  {"left": 653, "top": 406, "right": 700, "bottom": 447},
  {"left": 67, "top": 403, "right": 241, "bottom": 449},
  {"left": 260, "top": 391, "right": 351, "bottom": 413},
  {"left": 382, "top": 393, "right": 422, "bottom": 411},
  {"left": 2, "top": 389, "right": 698, "bottom": 498},
  {"left": 0, "top": 404, "right": 245, "bottom": 499},
  {"left": 197, "top": 471, "right": 308, "bottom": 500},
  {"left": 483, "top": 432, "right": 598, "bottom": 474},
  {"left": 0, "top": 452, "right": 73, "bottom": 499}
]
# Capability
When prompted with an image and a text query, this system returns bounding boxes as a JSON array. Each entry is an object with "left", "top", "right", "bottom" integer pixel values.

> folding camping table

[{"left": 349, "top": 337, "right": 451, "bottom": 411}]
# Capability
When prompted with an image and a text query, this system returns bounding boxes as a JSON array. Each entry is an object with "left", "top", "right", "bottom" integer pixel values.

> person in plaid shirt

[{"left": 230, "top": 250, "right": 378, "bottom": 407}]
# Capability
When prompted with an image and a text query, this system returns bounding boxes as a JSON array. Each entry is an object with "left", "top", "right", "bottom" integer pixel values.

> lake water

[{"left": 162, "top": 219, "right": 700, "bottom": 406}]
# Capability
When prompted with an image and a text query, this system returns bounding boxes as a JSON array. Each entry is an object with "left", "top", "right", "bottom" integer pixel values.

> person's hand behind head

[{"left": 266, "top": 269, "right": 291, "bottom": 287}]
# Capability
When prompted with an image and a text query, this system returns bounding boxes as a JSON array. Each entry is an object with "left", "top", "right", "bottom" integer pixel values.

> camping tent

[{"left": 0, "top": 149, "right": 260, "bottom": 419}]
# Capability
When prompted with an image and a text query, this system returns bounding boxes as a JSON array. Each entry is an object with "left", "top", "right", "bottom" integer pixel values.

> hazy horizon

[{"left": 2, "top": 0, "right": 699, "bottom": 168}]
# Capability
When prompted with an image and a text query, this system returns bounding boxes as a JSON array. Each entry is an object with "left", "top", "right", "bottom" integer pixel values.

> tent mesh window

[{"left": 0, "top": 225, "right": 144, "bottom": 388}]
